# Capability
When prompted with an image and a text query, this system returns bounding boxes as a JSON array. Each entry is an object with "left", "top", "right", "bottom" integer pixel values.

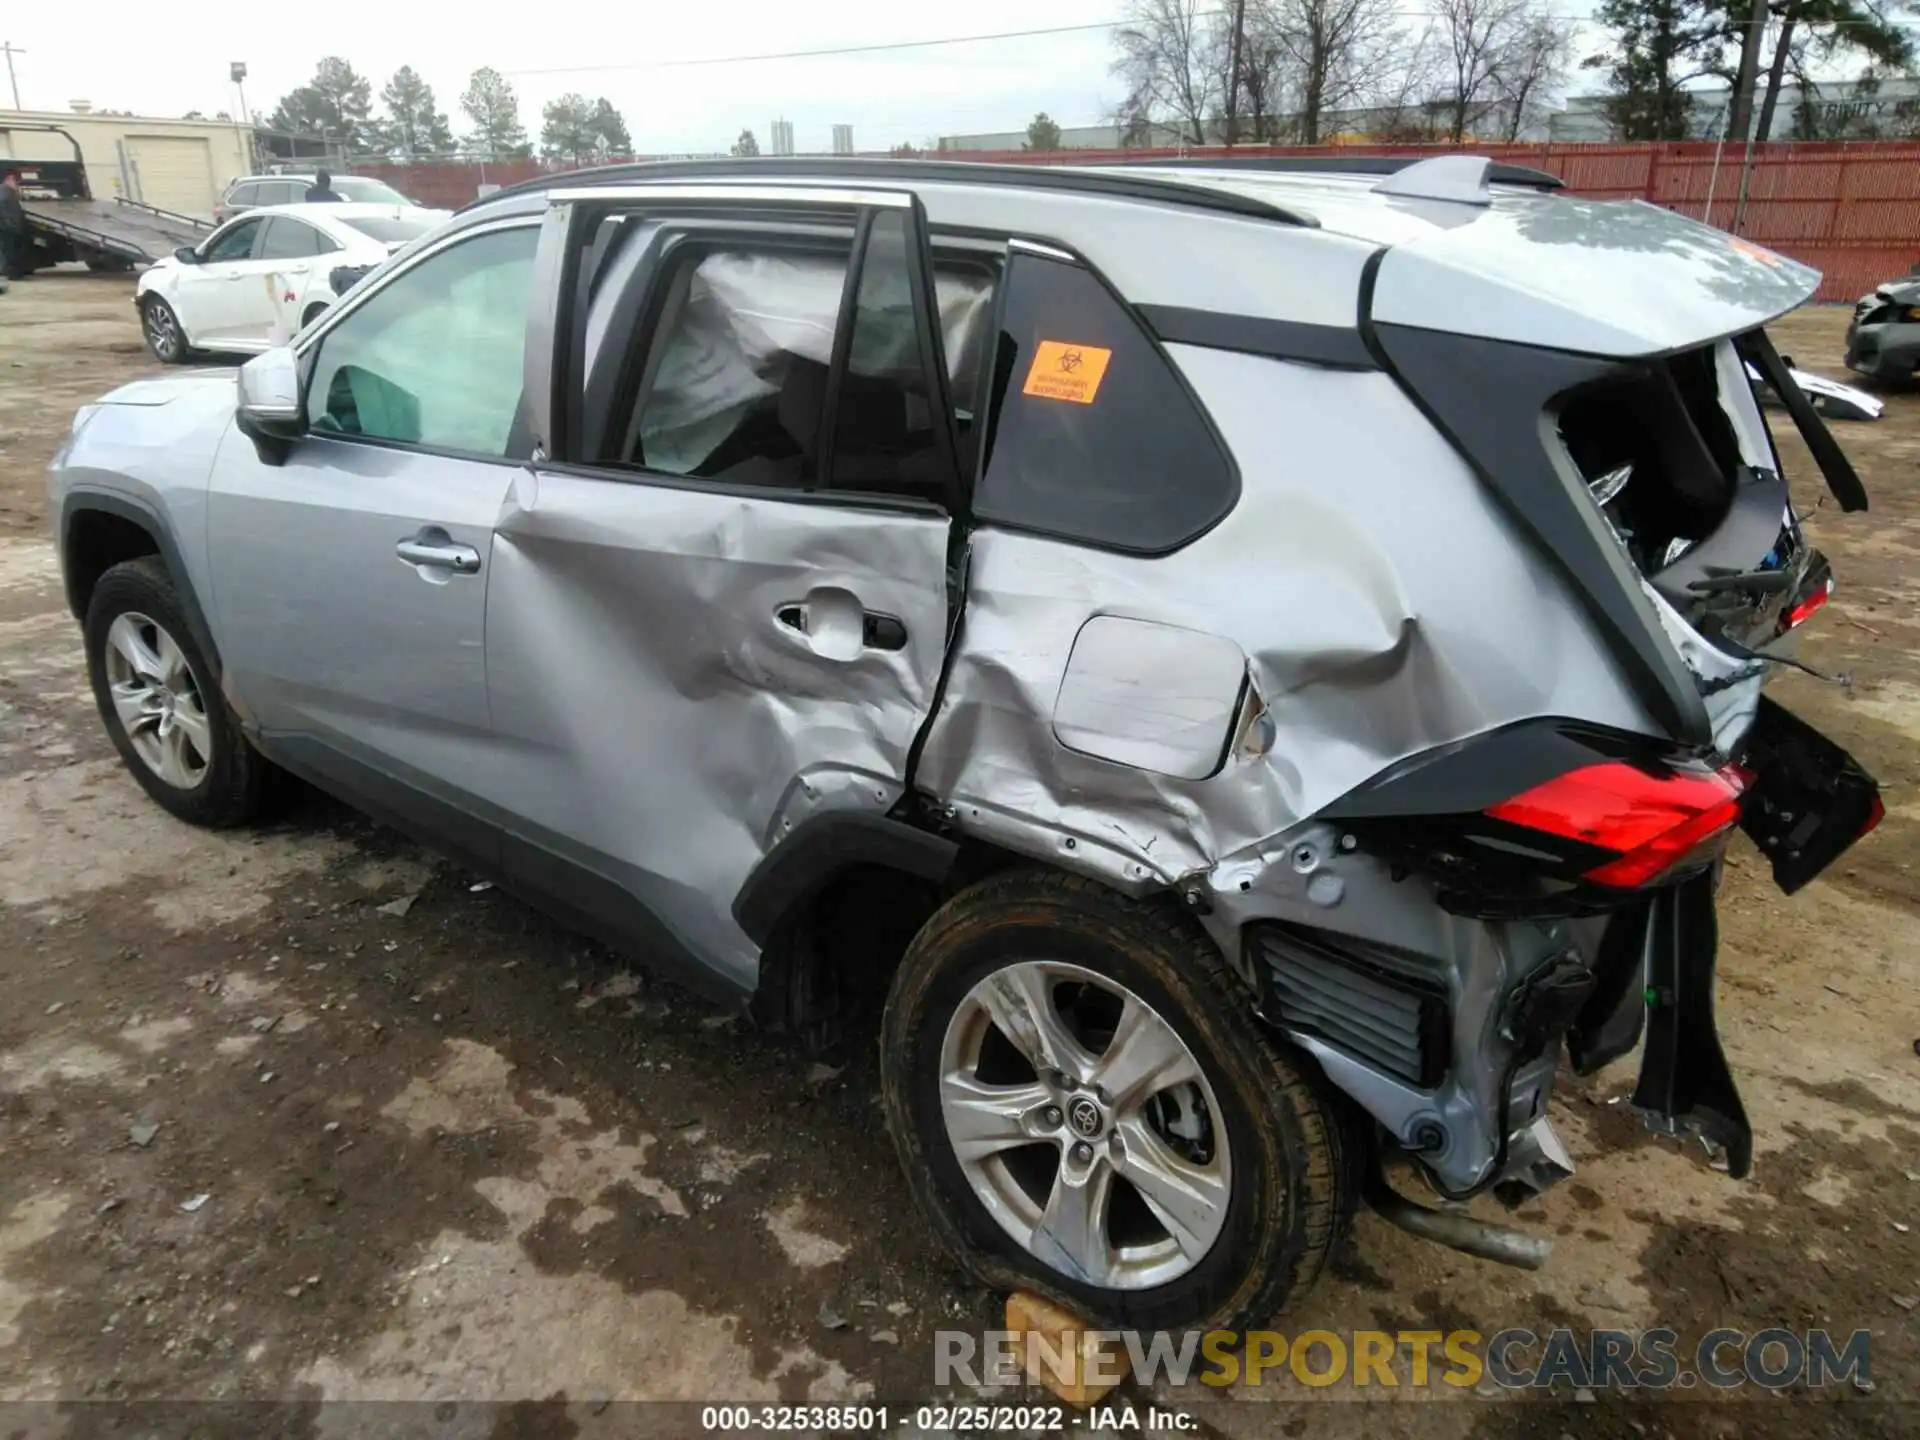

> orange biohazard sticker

[{"left": 1022, "top": 340, "right": 1113, "bottom": 405}]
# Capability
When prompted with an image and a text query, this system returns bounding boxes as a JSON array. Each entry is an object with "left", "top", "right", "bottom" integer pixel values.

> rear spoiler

[{"left": 1739, "top": 330, "right": 1869, "bottom": 512}]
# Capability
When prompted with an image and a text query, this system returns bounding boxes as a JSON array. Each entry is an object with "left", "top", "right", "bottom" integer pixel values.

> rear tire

[
  {"left": 85, "top": 558, "right": 268, "bottom": 828},
  {"left": 880, "top": 869, "right": 1352, "bottom": 1332},
  {"left": 301, "top": 301, "right": 329, "bottom": 330},
  {"left": 140, "top": 295, "right": 189, "bottom": 364}
]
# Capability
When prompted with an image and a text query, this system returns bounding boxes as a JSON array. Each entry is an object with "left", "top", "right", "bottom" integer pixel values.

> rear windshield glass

[
  {"left": 338, "top": 215, "right": 440, "bottom": 245},
  {"left": 333, "top": 177, "right": 410, "bottom": 205}
]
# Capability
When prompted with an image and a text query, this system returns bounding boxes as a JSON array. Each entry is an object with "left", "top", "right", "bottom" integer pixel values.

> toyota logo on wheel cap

[{"left": 1067, "top": 1096, "right": 1103, "bottom": 1137}]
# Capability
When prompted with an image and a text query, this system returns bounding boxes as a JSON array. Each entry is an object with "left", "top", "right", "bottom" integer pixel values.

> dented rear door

[{"left": 479, "top": 186, "right": 967, "bottom": 989}]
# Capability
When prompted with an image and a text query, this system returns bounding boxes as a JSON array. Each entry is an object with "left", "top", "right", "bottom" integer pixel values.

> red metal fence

[{"left": 356, "top": 140, "right": 1920, "bottom": 302}]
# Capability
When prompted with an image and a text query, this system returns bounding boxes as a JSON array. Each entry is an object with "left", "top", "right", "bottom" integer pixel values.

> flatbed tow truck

[{"left": 6, "top": 124, "right": 210, "bottom": 275}]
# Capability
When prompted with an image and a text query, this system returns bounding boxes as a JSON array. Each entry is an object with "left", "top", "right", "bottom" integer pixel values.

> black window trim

[
  {"left": 967, "top": 240, "right": 1245, "bottom": 559},
  {"left": 295, "top": 218, "right": 544, "bottom": 467}
]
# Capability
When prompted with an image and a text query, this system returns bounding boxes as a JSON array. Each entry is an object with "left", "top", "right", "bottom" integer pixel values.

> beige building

[{"left": 0, "top": 106, "right": 254, "bottom": 219}]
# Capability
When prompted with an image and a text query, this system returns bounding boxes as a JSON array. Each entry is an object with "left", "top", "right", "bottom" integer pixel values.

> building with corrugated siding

[{"left": 0, "top": 105, "right": 254, "bottom": 219}]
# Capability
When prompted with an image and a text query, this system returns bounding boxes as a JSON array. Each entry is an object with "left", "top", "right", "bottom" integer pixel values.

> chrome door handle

[{"left": 396, "top": 537, "right": 481, "bottom": 574}]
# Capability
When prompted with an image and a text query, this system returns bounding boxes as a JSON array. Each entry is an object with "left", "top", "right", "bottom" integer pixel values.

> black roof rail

[
  {"left": 464, "top": 156, "right": 1318, "bottom": 226},
  {"left": 1109, "top": 154, "right": 1565, "bottom": 190}
]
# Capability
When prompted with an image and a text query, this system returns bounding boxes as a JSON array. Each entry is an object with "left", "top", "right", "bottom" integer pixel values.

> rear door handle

[
  {"left": 776, "top": 589, "right": 908, "bottom": 658},
  {"left": 396, "top": 531, "right": 481, "bottom": 575}
]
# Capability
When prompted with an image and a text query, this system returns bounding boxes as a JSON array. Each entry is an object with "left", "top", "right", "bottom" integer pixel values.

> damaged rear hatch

[
  {"left": 1364, "top": 190, "right": 1868, "bottom": 753},
  {"left": 1362, "top": 184, "right": 1884, "bottom": 1168}
]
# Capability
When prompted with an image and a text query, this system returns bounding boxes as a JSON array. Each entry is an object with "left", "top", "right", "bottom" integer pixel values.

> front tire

[
  {"left": 880, "top": 870, "right": 1351, "bottom": 1332},
  {"left": 85, "top": 558, "right": 268, "bottom": 827},
  {"left": 140, "top": 295, "right": 189, "bottom": 364}
]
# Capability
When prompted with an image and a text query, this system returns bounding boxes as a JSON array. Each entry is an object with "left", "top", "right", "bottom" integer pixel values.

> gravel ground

[{"left": 0, "top": 271, "right": 1915, "bottom": 1439}]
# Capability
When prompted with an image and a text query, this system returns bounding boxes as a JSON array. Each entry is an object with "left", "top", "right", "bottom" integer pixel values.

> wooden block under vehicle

[{"left": 1005, "top": 1291, "right": 1131, "bottom": 1405}]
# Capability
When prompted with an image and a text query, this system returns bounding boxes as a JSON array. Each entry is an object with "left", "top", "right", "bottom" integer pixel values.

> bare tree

[
  {"left": 1112, "top": 0, "right": 1226, "bottom": 144},
  {"left": 1425, "top": 0, "right": 1574, "bottom": 142},
  {"left": 1430, "top": 0, "right": 1522, "bottom": 141},
  {"left": 1494, "top": 11, "right": 1576, "bottom": 139},
  {"left": 1368, "top": 21, "right": 1450, "bottom": 139},
  {"left": 1235, "top": 13, "right": 1298, "bottom": 141},
  {"left": 1265, "top": 0, "right": 1404, "bottom": 143}
]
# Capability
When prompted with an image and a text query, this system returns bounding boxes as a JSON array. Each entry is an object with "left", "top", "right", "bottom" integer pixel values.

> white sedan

[{"left": 135, "top": 203, "right": 450, "bottom": 363}]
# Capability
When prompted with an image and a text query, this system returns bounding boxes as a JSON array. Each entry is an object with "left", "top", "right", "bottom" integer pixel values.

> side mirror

[
  {"left": 173, "top": 245, "right": 200, "bottom": 265},
  {"left": 235, "top": 347, "right": 305, "bottom": 465}
]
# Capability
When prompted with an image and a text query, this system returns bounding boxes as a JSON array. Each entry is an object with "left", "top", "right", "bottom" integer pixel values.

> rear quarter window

[{"left": 973, "top": 252, "right": 1237, "bottom": 553}]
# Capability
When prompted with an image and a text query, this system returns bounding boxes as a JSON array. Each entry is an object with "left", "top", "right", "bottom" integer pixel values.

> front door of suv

[
  {"left": 204, "top": 218, "right": 542, "bottom": 868},
  {"left": 480, "top": 188, "right": 983, "bottom": 989}
]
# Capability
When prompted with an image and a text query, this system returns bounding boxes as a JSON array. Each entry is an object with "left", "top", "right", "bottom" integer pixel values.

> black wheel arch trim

[
  {"left": 59, "top": 488, "right": 224, "bottom": 679},
  {"left": 733, "top": 810, "right": 959, "bottom": 946}
]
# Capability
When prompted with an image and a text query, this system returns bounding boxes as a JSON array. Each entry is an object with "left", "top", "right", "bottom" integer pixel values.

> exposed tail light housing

[
  {"left": 1779, "top": 574, "right": 1833, "bottom": 634},
  {"left": 1487, "top": 761, "right": 1748, "bottom": 890}
]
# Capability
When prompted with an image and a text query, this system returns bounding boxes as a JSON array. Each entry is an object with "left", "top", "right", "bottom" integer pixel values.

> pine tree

[
  {"left": 267, "top": 57, "right": 375, "bottom": 151},
  {"left": 376, "top": 66, "right": 454, "bottom": 157},
  {"left": 460, "top": 67, "right": 531, "bottom": 159}
]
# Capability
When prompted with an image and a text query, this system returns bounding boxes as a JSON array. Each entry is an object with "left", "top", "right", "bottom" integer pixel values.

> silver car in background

[{"left": 49, "top": 156, "right": 1882, "bottom": 1332}]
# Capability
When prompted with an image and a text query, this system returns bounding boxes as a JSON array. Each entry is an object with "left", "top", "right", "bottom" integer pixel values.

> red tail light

[
  {"left": 1487, "top": 761, "right": 1748, "bottom": 889},
  {"left": 1782, "top": 576, "right": 1832, "bottom": 633}
]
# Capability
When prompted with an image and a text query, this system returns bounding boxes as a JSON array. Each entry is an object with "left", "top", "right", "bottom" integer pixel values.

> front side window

[
  {"left": 203, "top": 218, "right": 263, "bottom": 264},
  {"left": 305, "top": 224, "right": 539, "bottom": 459},
  {"left": 974, "top": 253, "right": 1237, "bottom": 552}
]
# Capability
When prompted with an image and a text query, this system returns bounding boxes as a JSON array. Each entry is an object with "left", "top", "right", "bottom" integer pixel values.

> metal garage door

[{"left": 126, "top": 136, "right": 216, "bottom": 218}]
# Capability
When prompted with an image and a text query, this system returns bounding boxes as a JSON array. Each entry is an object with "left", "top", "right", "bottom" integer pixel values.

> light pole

[
  {"left": 230, "top": 62, "right": 252, "bottom": 170},
  {"left": 2, "top": 41, "right": 26, "bottom": 110}
]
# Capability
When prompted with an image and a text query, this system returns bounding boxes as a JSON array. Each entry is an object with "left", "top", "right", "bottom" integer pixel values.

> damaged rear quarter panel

[{"left": 919, "top": 345, "right": 1657, "bottom": 891}]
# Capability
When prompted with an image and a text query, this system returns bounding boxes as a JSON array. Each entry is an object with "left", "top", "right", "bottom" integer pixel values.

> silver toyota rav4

[{"left": 50, "top": 156, "right": 1882, "bottom": 1332}]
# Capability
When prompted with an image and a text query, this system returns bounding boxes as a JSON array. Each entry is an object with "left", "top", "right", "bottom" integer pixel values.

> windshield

[
  {"left": 332, "top": 176, "right": 410, "bottom": 206},
  {"left": 338, "top": 214, "right": 442, "bottom": 246}
]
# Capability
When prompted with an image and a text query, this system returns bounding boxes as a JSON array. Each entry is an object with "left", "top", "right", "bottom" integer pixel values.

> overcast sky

[{"left": 7, "top": 3, "right": 1604, "bottom": 153}]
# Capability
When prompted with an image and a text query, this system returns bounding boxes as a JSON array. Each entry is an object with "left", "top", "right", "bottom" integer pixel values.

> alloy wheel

[
  {"left": 103, "top": 611, "right": 211, "bottom": 789},
  {"left": 144, "top": 302, "right": 180, "bottom": 360},
  {"left": 938, "top": 960, "right": 1232, "bottom": 1290}
]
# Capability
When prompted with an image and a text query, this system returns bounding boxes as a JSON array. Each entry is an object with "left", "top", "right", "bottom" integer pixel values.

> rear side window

[
  {"left": 974, "top": 253, "right": 1237, "bottom": 553},
  {"left": 226, "top": 182, "right": 260, "bottom": 208},
  {"left": 258, "top": 217, "right": 332, "bottom": 259}
]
